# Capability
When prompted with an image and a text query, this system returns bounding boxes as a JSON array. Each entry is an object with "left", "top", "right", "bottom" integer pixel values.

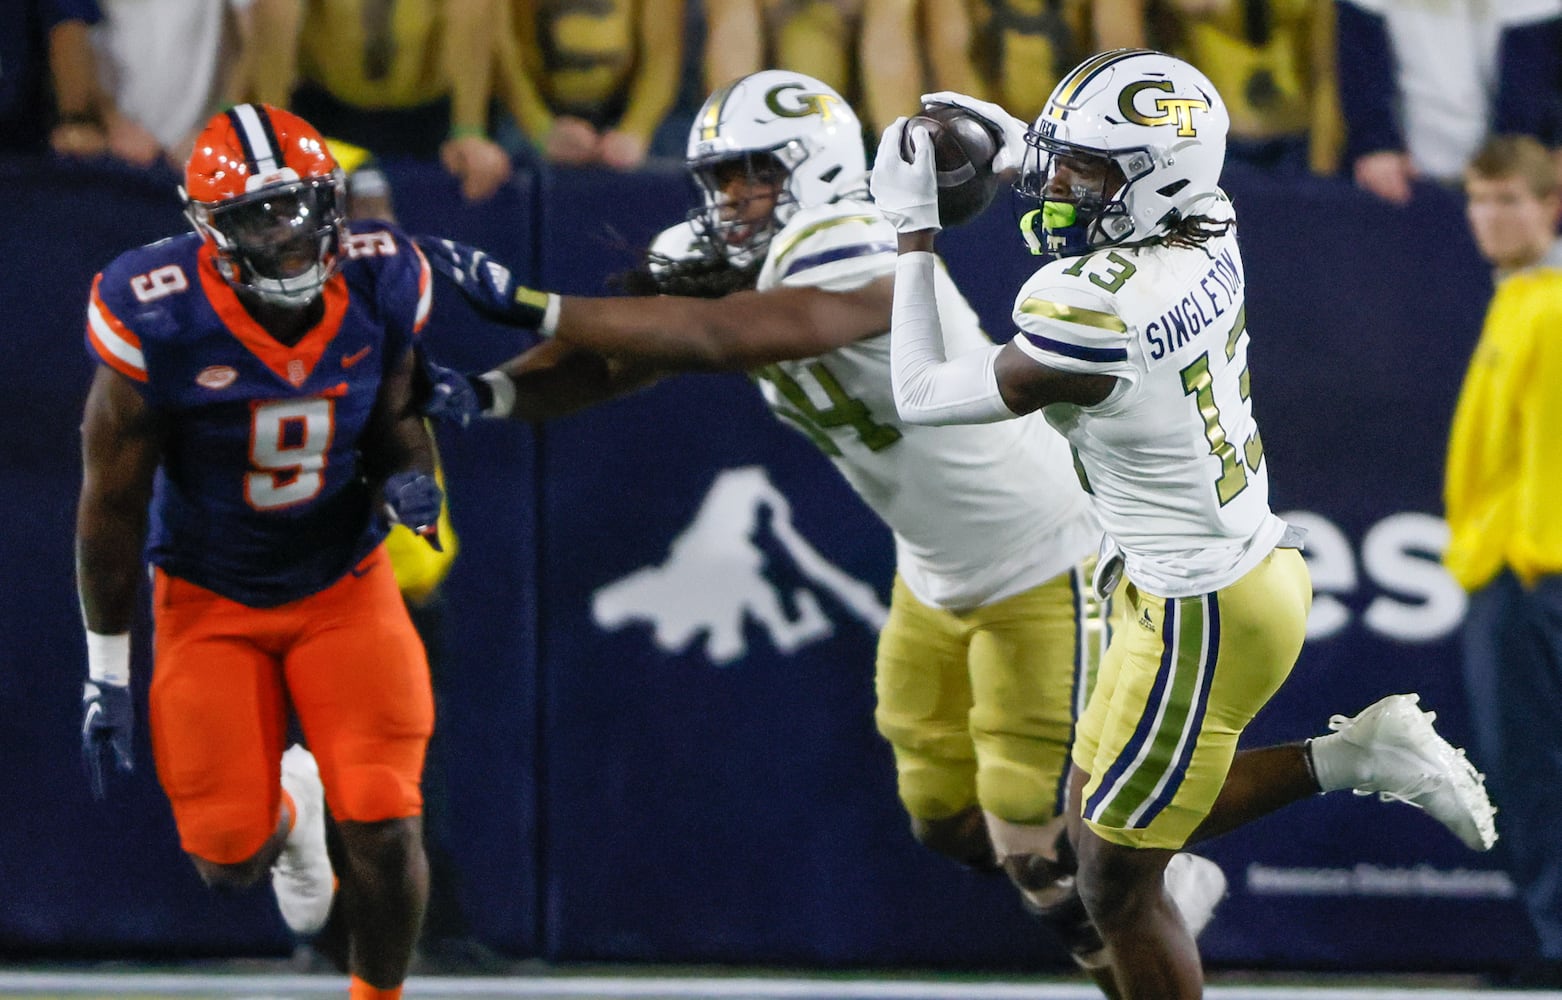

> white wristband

[
  {"left": 540, "top": 293, "right": 562, "bottom": 338},
  {"left": 480, "top": 370, "right": 518, "bottom": 418},
  {"left": 86, "top": 631, "right": 131, "bottom": 686}
]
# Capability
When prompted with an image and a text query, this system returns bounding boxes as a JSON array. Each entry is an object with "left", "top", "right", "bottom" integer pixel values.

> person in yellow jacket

[{"left": 1444, "top": 133, "right": 1562, "bottom": 990}]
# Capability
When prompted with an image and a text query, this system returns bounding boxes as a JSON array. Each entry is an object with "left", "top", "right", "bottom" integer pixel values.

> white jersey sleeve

[
  {"left": 1011, "top": 261, "right": 1140, "bottom": 386},
  {"left": 757, "top": 199, "right": 897, "bottom": 292}
]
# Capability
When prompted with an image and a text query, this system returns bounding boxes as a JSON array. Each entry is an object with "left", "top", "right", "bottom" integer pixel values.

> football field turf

[{"left": 0, "top": 970, "right": 1556, "bottom": 1000}]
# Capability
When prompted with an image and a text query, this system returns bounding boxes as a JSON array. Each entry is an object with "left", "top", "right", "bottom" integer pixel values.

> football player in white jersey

[
  {"left": 415, "top": 70, "right": 1230, "bottom": 987},
  {"left": 869, "top": 49, "right": 1498, "bottom": 998}
]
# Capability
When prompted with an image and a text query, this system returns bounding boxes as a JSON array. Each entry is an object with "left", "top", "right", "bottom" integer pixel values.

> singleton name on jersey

[{"left": 1144, "top": 247, "right": 1243, "bottom": 361}]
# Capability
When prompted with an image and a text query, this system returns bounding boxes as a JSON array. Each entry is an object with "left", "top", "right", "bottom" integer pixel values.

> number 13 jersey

[{"left": 1010, "top": 195, "right": 1285, "bottom": 598}]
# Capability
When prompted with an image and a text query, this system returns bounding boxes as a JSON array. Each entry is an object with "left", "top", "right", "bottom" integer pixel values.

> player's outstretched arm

[
  {"left": 419, "top": 339, "right": 662, "bottom": 426},
  {"left": 552, "top": 277, "right": 895, "bottom": 370},
  {"left": 415, "top": 234, "right": 895, "bottom": 371},
  {"left": 500, "top": 339, "right": 663, "bottom": 420},
  {"left": 75, "top": 365, "right": 162, "bottom": 798}
]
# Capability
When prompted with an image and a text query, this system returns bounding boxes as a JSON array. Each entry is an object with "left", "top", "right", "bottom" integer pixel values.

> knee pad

[
  {"left": 974, "top": 756, "right": 1068, "bottom": 824},
  {"left": 331, "top": 761, "right": 422, "bottom": 823},
  {"left": 179, "top": 801, "right": 277, "bottom": 867},
  {"left": 877, "top": 714, "right": 978, "bottom": 821}
]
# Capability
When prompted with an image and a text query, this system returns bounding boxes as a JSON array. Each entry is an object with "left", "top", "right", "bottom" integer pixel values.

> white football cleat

[
  {"left": 271, "top": 745, "right": 335, "bottom": 935},
  {"left": 1164, "top": 852, "right": 1227, "bottom": 938},
  {"left": 1327, "top": 693, "right": 1498, "bottom": 851}
]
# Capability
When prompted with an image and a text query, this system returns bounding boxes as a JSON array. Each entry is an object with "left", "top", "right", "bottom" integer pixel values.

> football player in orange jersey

[{"left": 77, "top": 103, "right": 441, "bottom": 1000}]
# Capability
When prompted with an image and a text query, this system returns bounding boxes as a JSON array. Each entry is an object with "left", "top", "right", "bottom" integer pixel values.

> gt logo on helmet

[
  {"left": 765, "top": 83, "right": 842, "bottom": 123},
  {"left": 1117, "top": 80, "right": 1209, "bottom": 137}
]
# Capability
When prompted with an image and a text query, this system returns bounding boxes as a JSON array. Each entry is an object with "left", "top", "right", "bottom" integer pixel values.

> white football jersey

[
  {"left": 653, "top": 202, "right": 1098, "bottom": 611},
  {"left": 1010, "top": 193, "right": 1285, "bottom": 597}
]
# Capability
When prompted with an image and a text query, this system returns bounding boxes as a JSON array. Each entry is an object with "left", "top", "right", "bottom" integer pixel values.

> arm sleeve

[
  {"left": 1334, "top": 0, "right": 1402, "bottom": 161},
  {"left": 889, "top": 251, "right": 1014, "bottom": 425},
  {"left": 493, "top": 0, "right": 555, "bottom": 143},
  {"left": 616, "top": 0, "right": 684, "bottom": 139},
  {"left": 443, "top": 0, "right": 500, "bottom": 135}
]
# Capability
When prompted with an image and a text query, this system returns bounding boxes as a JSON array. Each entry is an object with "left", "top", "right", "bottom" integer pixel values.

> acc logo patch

[
  {"left": 196, "top": 365, "right": 237, "bottom": 390},
  {"left": 1118, "top": 80, "right": 1210, "bottom": 137}
]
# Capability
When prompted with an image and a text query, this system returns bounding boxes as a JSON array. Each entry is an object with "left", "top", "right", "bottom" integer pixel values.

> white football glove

[
  {"left": 920, "top": 91, "right": 1030, "bottom": 174},
  {"left": 871, "top": 119, "right": 942, "bottom": 234}
]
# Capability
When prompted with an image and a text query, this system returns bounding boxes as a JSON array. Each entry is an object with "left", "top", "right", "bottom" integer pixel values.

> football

[{"left": 898, "top": 103, "right": 1003, "bottom": 227}]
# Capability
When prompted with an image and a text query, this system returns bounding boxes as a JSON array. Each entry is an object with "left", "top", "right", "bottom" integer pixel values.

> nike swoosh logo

[{"left": 341, "top": 346, "right": 373, "bottom": 368}]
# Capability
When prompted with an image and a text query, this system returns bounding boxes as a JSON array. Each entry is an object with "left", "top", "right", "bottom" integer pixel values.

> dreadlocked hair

[
  {"left": 1158, "top": 212, "right": 1233, "bottom": 251},
  {"left": 610, "top": 250, "right": 763, "bottom": 300}
]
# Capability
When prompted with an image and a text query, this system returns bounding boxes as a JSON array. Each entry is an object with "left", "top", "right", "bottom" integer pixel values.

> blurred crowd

[{"left": 2, "top": 0, "right": 1559, "bottom": 206}]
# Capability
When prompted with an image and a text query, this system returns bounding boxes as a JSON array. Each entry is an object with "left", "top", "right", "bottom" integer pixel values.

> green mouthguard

[{"left": 1042, "top": 202, "right": 1077, "bottom": 228}]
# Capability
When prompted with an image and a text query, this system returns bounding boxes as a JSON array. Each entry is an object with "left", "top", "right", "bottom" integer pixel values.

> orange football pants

[{"left": 149, "top": 545, "right": 433, "bottom": 865}]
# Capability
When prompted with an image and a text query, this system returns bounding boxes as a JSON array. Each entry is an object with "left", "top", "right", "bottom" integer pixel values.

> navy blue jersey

[{"left": 85, "top": 221, "right": 432, "bottom": 607}]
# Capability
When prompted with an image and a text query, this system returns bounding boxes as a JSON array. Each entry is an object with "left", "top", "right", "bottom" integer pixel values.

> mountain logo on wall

[{"left": 591, "top": 466, "right": 888, "bottom": 664}]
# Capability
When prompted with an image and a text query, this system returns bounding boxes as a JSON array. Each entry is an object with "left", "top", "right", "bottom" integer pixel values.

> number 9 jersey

[
  {"left": 1010, "top": 192, "right": 1285, "bottom": 598},
  {"left": 83, "top": 220, "right": 432, "bottom": 607}
]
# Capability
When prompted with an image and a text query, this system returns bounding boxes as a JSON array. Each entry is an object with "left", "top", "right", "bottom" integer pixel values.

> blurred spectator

[
  {"left": 1091, "top": 0, "right": 1341, "bottom": 176},
  {"left": 941, "top": 0, "right": 1092, "bottom": 125},
  {"left": 1443, "top": 133, "right": 1562, "bottom": 990},
  {"left": 1, "top": 0, "right": 148, "bottom": 163},
  {"left": 1091, "top": 0, "right": 1165, "bottom": 49},
  {"left": 91, "top": 0, "right": 250, "bottom": 170},
  {"left": 702, "top": 0, "right": 850, "bottom": 113},
  {"left": 1336, "top": 0, "right": 1562, "bottom": 205},
  {"left": 698, "top": 0, "right": 936, "bottom": 135},
  {"left": 495, "top": 0, "right": 686, "bottom": 169},
  {"left": 241, "top": 0, "right": 512, "bottom": 202}
]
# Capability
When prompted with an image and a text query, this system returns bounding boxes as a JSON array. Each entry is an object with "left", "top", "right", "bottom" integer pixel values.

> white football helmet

[
  {"left": 686, "top": 70, "right": 868, "bottom": 263},
  {"left": 1015, "top": 49, "right": 1229, "bottom": 257}
]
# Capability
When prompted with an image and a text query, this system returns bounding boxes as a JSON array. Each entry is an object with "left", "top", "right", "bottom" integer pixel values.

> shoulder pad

[
  {"left": 1010, "top": 257, "right": 1134, "bottom": 374},
  {"left": 87, "top": 236, "right": 205, "bottom": 382},
  {"left": 341, "top": 221, "right": 432, "bottom": 334},
  {"left": 763, "top": 200, "right": 895, "bottom": 290}
]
